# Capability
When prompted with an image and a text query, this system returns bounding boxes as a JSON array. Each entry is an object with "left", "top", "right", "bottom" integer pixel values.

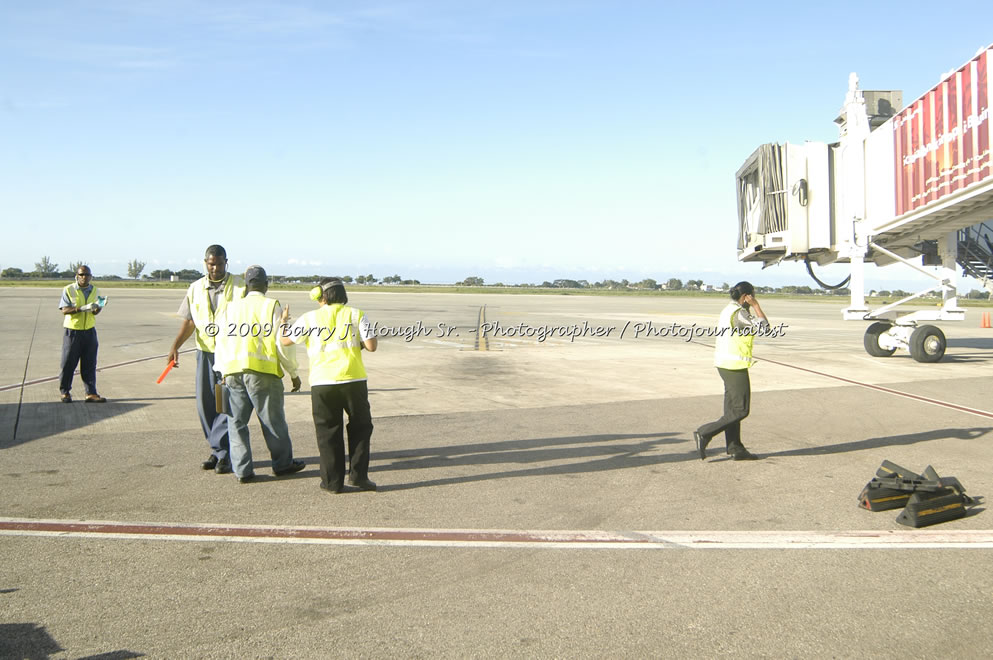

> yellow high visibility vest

[
  {"left": 63, "top": 284, "right": 101, "bottom": 330},
  {"left": 303, "top": 304, "right": 367, "bottom": 384},
  {"left": 188, "top": 274, "right": 245, "bottom": 352},
  {"left": 714, "top": 302, "right": 754, "bottom": 370},
  {"left": 217, "top": 293, "right": 283, "bottom": 378}
]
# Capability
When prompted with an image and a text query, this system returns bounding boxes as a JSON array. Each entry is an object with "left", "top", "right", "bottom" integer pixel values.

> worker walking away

[
  {"left": 58, "top": 265, "right": 107, "bottom": 403},
  {"left": 694, "top": 281, "right": 769, "bottom": 461},
  {"left": 281, "top": 278, "right": 378, "bottom": 494},
  {"left": 213, "top": 265, "right": 305, "bottom": 483},
  {"left": 167, "top": 244, "right": 245, "bottom": 474}
]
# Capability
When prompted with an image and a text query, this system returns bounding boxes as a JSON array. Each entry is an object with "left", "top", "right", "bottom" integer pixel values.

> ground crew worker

[
  {"left": 694, "top": 281, "right": 770, "bottom": 461},
  {"left": 212, "top": 265, "right": 305, "bottom": 483},
  {"left": 281, "top": 278, "right": 378, "bottom": 494},
  {"left": 58, "top": 265, "right": 107, "bottom": 403},
  {"left": 167, "top": 244, "right": 245, "bottom": 475}
]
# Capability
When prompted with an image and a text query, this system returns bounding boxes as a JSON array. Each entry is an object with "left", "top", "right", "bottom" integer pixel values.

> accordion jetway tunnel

[{"left": 737, "top": 43, "right": 993, "bottom": 362}]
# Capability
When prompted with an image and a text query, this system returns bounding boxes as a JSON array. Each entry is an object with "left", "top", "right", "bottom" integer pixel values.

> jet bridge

[{"left": 736, "top": 44, "right": 993, "bottom": 362}]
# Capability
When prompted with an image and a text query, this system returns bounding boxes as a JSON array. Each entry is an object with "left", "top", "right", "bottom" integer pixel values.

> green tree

[
  {"left": 461, "top": 276, "right": 484, "bottom": 286},
  {"left": 127, "top": 259, "right": 146, "bottom": 279},
  {"left": 666, "top": 278, "right": 683, "bottom": 290},
  {"left": 1, "top": 267, "right": 24, "bottom": 278},
  {"left": 35, "top": 256, "right": 58, "bottom": 276},
  {"left": 175, "top": 269, "right": 202, "bottom": 281}
]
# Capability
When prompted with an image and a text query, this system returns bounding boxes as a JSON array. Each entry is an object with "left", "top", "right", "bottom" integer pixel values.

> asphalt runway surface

[{"left": 2, "top": 287, "right": 993, "bottom": 658}]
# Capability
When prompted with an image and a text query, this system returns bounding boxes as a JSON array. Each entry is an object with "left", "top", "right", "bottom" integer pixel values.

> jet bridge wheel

[
  {"left": 910, "top": 325, "right": 946, "bottom": 363},
  {"left": 864, "top": 322, "right": 896, "bottom": 357}
]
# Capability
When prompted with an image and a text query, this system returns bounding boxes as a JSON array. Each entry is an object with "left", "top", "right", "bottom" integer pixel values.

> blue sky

[{"left": 2, "top": 1, "right": 991, "bottom": 290}]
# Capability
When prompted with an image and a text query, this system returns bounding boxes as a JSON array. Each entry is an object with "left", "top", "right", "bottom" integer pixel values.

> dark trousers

[
  {"left": 697, "top": 367, "right": 751, "bottom": 451},
  {"left": 311, "top": 381, "right": 373, "bottom": 489},
  {"left": 60, "top": 328, "right": 99, "bottom": 395},
  {"left": 195, "top": 350, "right": 229, "bottom": 460}
]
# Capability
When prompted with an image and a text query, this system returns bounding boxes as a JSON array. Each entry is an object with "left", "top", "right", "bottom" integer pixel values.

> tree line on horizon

[{"left": 2, "top": 257, "right": 989, "bottom": 299}]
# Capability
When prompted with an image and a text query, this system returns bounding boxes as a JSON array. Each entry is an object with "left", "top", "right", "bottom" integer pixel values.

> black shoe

[
  {"left": 731, "top": 449, "right": 759, "bottom": 461},
  {"left": 273, "top": 459, "right": 306, "bottom": 476},
  {"left": 237, "top": 473, "right": 255, "bottom": 484},
  {"left": 694, "top": 431, "right": 711, "bottom": 461},
  {"left": 215, "top": 457, "right": 232, "bottom": 474},
  {"left": 61, "top": 393, "right": 72, "bottom": 403},
  {"left": 348, "top": 476, "right": 377, "bottom": 491},
  {"left": 320, "top": 482, "right": 344, "bottom": 494},
  {"left": 201, "top": 455, "right": 219, "bottom": 471}
]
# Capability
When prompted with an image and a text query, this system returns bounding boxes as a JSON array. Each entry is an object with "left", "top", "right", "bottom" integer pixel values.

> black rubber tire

[
  {"left": 864, "top": 322, "right": 896, "bottom": 357},
  {"left": 910, "top": 325, "right": 946, "bottom": 363}
]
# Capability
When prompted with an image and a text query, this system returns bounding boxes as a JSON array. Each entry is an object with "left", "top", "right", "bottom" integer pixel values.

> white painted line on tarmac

[{"left": 1, "top": 518, "right": 991, "bottom": 549}]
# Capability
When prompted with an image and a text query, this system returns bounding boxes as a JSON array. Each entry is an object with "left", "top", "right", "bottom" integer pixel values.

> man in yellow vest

[
  {"left": 694, "top": 281, "right": 770, "bottom": 461},
  {"left": 281, "top": 278, "right": 378, "bottom": 493},
  {"left": 167, "top": 245, "right": 245, "bottom": 474},
  {"left": 213, "top": 266, "right": 304, "bottom": 483},
  {"left": 58, "top": 265, "right": 106, "bottom": 403}
]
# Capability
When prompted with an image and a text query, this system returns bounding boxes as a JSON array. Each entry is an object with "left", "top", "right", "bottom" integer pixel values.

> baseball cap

[{"left": 244, "top": 265, "right": 268, "bottom": 285}]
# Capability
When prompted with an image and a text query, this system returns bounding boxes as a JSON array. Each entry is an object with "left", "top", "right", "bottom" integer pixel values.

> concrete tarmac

[{"left": 2, "top": 287, "right": 992, "bottom": 658}]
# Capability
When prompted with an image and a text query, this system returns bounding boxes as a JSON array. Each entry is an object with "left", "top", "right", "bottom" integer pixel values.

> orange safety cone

[{"left": 982, "top": 312, "right": 991, "bottom": 329}]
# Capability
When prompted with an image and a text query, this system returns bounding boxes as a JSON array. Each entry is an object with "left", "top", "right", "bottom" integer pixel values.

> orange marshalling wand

[{"left": 156, "top": 360, "right": 176, "bottom": 384}]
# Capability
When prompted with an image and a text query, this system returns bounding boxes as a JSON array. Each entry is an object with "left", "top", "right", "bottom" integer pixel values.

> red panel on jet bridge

[{"left": 893, "top": 45, "right": 992, "bottom": 216}]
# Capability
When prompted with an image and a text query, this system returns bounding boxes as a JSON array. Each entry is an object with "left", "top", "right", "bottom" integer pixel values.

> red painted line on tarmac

[
  {"left": 2, "top": 519, "right": 992, "bottom": 549},
  {"left": 690, "top": 340, "right": 993, "bottom": 420},
  {"left": 0, "top": 349, "right": 196, "bottom": 392},
  {"left": 0, "top": 519, "right": 591, "bottom": 544},
  {"left": 755, "top": 355, "right": 993, "bottom": 420}
]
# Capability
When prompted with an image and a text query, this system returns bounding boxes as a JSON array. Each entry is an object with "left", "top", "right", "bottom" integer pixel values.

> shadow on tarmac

[
  {"left": 0, "top": 401, "right": 151, "bottom": 449},
  {"left": 763, "top": 426, "right": 992, "bottom": 458},
  {"left": 947, "top": 338, "right": 993, "bottom": 349},
  {"left": 935, "top": 355, "right": 991, "bottom": 363},
  {"left": 371, "top": 432, "right": 688, "bottom": 491},
  {"left": 0, "top": 621, "right": 145, "bottom": 659}
]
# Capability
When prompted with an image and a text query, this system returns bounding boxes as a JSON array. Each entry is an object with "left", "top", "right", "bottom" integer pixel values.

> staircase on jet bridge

[{"left": 957, "top": 221, "right": 993, "bottom": 295}]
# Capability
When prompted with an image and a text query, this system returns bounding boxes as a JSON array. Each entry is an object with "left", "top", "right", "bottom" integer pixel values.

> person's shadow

[{"left": 370, "top": 431, "right": 689, "bottom": 491}]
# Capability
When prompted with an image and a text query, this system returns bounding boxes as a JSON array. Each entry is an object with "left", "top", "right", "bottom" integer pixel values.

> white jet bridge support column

[
  {"left": 835, "top": 72, "right": 957, "bottom": 362},
  {"left": 838, "top": 73, "right": 871, "bottom": 320},
  {"left": 938, "top": 231, "right": 960, "bottom": 311}
]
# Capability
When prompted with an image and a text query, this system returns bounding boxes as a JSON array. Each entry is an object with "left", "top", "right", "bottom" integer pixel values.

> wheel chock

[
  {"left": 875, "top": 460, "right": 922, "bottom": 480},
  {"left": 858, "top": 483, "right": 912, "bottom": 511},
  {"left": 895, "top": 491, "right": 973, "bottom": 528},
  {"left": 860, "top": 461, "right": 981, "bottom": 526}
]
